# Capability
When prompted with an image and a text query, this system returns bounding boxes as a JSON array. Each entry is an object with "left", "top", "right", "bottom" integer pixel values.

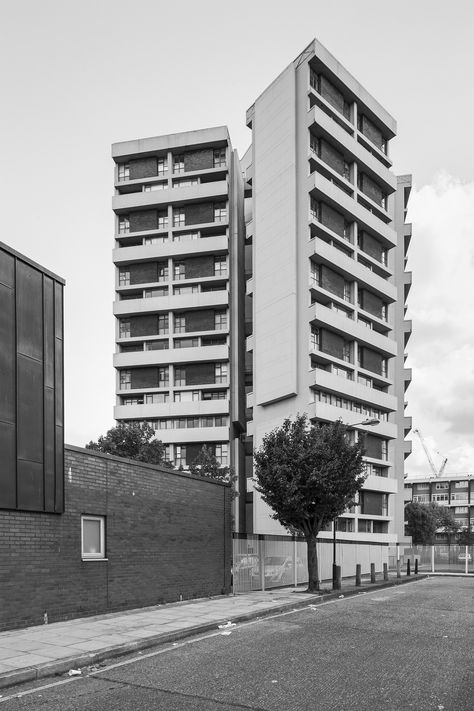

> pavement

[{"left": 0, "top": 572, "right": 425, "bottom": 690}]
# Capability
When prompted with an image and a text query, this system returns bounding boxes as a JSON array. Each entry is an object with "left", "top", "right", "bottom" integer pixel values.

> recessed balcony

[
  {"left": 309, "top": 367, "right": 397, "bottom": 411},
  {"left": 112, "top": 180, "right": 228, "bottom": 211},
  {"left": 114, "top": 344, "right": 228, "bottom": 368},
  {"left": 113, "top": 234, "right": 228, "bottom": 263},
  {"left": 114, "top": 288, "right": 229, "bottom": 316},
  {"left": 114, "top": 398, "right": 229, "bottom": 421}
]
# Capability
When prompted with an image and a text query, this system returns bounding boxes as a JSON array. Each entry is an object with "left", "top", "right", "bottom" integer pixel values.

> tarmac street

[{"left": 0, "top": 577, "right": 472, "bottom": 710}]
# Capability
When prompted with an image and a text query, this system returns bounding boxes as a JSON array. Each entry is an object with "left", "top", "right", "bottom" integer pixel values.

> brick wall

[{"left": 0, "top": 446, "right": 231, "bottom": 632}]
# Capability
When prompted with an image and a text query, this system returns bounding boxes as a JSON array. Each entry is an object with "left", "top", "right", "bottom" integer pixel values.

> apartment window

[
  {"left": 144, "top": 235, "right": 167, "bottom": 246},
  {"left": 157, "top": 157, "right": 168, "bottom": 175},
  {"left": 174, "top": 178, "right": 199, "bottom": 188},
  {"left": 432, "top": 494, "right": 449, "bottom": 502},
  {"left": 202, "top": 390, "right": 226, "bottom": 400},
  {"left": 158, "top": 211, "right": 169, "bottom": 229},
  {"left": 81, "top": 516, "right": 105, "bottom": 560},
  {"left": 173, "top": 231, "right": 199, "bottom": 242},
  {"left": 310, "top": 197, "right": 320, "bottom": 222},
  {"left": 202, "top": 416, "right": 214, "bottom": 428},
  {"left": 215, "top": 363, "right": 228, "bottom": 383},
  {"left": 145, "top": 392, "right": 168, "bottom": 404},
  {"left": 120, "top": 370, "right": 131, "bottom": 390},
  {"left": 174, "top": 315, "right": 185, "bottom": 333},
  {"left": 158, "top": 367, "right": 169, "bottom": 387},
  {"left": 174, "top": 285, "right": 198, "bottom": 295},
  {"left": 173, "top": 209, "right": 185, "bottom": 227},
  {"left": 174, "top": 337, "right": 199, "bottom": 348},
  {"left": 118, "top": 216, "right": 130, "bottom": 234},
  {"left": 119, "top": 320, "right": 131, "bottom": 338},
  {"left": 310, "top": 328, "right": 320, "bottom": 350},
  {"left": 455, "top": 481, "right": 469, "bottom": 488},
  {"left": 173, "top": 155, "right": 185, "bottom": 174},
  {"left": 435, "top": 482, "right": 449, "bottom": 490},
  {"left": 358, "top": 520, "right": 372, "bottom": 533},
  {"left": 174, "top": 390, "right": 199, "bottom": 402},
  {"left": 118, "top": 163, "right": 130, "bottom": 181},
  {"left": 214, "top": 204, "right": 227, "bottom": 222},
  {"left": 144, "top": 287, "right": 168, "bottom": 298},
  {"left": 215, "top": 311, "right": 227, "bottom": 330},
  {"left": 143, "top": 182, "right": 168, "bottom": 192},
  {"left": 213, "top": 256, "right": 227, "bottom": 276},
  {"left": 145, "top": 340, "right": 168, "bottom": 351},
  {"left": 173, "top": 262, "right": 186, "bottom": 280},
  {"left": 213, "top": 148, "right": 226, "bottom": 168},
  {"left": 381, "top": 440, "right": 388, "bottom": 460},
  {"left": 156, "top": 264, "right": 169, "bottom": 282},
  {"left": 215, "top": 443, "right": 228, "bottom": 465},
  {"left": 119, "top": 269, "right": 130, "bottom": 286},
  {"left": 358, "top": 374, "right": 372, "bottom": 387},
  {"left": 175, "top": 445, "right": 186, "bottom": 467},
  {"left": 214, "top": 416, "right": 226, "bottom": 427},
  {"left": 122, "top": 395, "right": 144, "bottom": 405},
  {"left": 158, "top": 314, "right": 169, "bottom": 335},
  {"left": 343, "top": 282, "right": 352, "bottom": 302},
  {"left": 455, "top": 507, "right": 469, "bottom": 514},
  {"left": 332, "top": 364, "right": 353, "bottom": 380},
  {"left": 203, "top": 335, "right": 227, "bottom": 346},
  {"left": 174, "top": 367, "right": 186, "bottom": 386},
  {"left": 342, "top": 342, "right": 351, "bottom": 363}
]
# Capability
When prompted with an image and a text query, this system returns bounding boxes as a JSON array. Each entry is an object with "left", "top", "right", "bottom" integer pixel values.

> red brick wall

[{"left": 0, "top": 446, "right": 232, "bottom": 631}]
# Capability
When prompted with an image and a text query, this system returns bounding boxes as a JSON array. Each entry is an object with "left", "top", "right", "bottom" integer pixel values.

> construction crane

[{"left": 413, "top": 428, "right": 448, "bottom": 478}]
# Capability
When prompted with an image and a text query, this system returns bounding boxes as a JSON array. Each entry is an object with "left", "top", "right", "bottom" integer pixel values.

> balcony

[
  {"left": 113, "top": 234, "right": 228, "bottom": 263},
  {"left": 309, "top": 302, "right": 397, "bottom": 357},
  {"left": 246, "top": 277, "right": 254, "bottom": 296},
  {"left": 246, "top": 391, "right": 254, "bottom": 409},
  {"left": 114, "top": 398, "right": 229, "bottom": 421},
  {"left": 307, "top": 106, "right": 395, "bottom": 190},
  {"left": 114, "top": 344, "right": 228, "bottom": 368},
  {"left": 308, "top": 368, "right": 397, "bottom": 411},
  {"left": 308, "top": 173, "right": 397, "bottom": 247},
  {"left": 114, "top": 288, "right": 229, "bottom": 316},
  {"left": 364, "top": 474, "right": 398, "bottom": 494},
  {"left": 246, "top": 334, "right": 254, "bottom": 352},
  {"left": 155, "top": 426, "right": 229, "bottom": 445},
  {"left": 309, "top": 237, "right": 397, "bottom": 302},
  {"left": 404, "top": 271, "right": 412, "bottom": 299},
  {"left": 112, "top": 180, "right": 228, "bottom": 212},
  {"left": 404, "top": 415, "right": 412, "bottom": 435},
  {"left": 308, "top": 401, "right": 397, "bottom": 439}
]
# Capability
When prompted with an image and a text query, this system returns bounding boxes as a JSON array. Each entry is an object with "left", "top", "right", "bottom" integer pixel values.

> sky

[{"left": 1, "top": 0, "right": 473, "bottom": 477}]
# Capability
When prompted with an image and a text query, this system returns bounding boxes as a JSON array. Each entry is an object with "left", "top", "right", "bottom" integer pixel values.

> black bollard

[
  {"left": 396, "top": 559, "right": 401, "bottom": 579},
  {"left": 383, "top": 563, "right": 388, "bottom": 581},
  {"left": 414, "top": 558, "right": 418, "bottom": 575},
  {"left": 370, "top": 563, "right": 376, "bottom": 583},
  {"left": 407, "top": 559, "right": 411, "bottom": 576},
  {"left": 355, "top": 563, "right": 361, "bottom": 586},
  {"left": 334, "top": 565, "right": 341, "bottom": 590}
]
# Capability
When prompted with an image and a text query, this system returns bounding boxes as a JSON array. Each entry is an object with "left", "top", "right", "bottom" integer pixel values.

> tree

[
  {"left": 253, "top": 415, "right": 366, "bottom": 592},
  {"left": 433, "top": 504, "right": 460, "bottom": 545},
  {"left": 457, "top": 528, "right": 474, "bottom": 546},
  {"left": 86, "top": 422, "right": 173, "bottom": 467},
  {"left": 405, "top": 502, "right": 438, "bottom": 545},
  {"left": 188, "top": 445, "right": 236, "bottom": 488}
]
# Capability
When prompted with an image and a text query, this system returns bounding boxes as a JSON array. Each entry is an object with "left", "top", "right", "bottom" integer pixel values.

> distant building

[
  {"left": 111, "top": 38, "right": 413, "bottom": 545},
  {"left": 0, "top": 241, "right": 64, "bottom": 513},
  {"left": 405, "top": 473, "right": 474, "bottom": 541}
]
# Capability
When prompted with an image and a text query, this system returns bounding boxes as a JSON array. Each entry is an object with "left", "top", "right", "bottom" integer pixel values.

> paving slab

[{"left": 0, "top": 573, "right": 427, "bottom": 690}]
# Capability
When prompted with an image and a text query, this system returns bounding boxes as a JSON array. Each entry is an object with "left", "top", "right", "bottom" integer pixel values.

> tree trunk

[{"left": 306, "top": 534, "right": 320, "bottom": 592}]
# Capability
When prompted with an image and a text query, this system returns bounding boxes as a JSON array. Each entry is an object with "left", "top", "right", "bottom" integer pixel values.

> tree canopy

[
  {"left": 405, "top": 501, "right": 460, "bottom": 545},
  {"left": 254, "top": 415, "right": 366, "bottom": 591},
  {"left": 86, "top": 422, "right": 173, "bottom": 467},
  {"left": 188, "top": 445, "right": 235, "bottom": 485}
]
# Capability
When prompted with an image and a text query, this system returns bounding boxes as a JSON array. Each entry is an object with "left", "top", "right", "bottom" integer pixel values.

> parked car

[{"left": 252, "top": 556, "right": 306, "bottom": 586}]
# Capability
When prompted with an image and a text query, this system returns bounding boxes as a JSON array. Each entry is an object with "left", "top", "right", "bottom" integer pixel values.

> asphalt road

[{"left": 1, "top": 577, "right": 473, "bottom": 711}]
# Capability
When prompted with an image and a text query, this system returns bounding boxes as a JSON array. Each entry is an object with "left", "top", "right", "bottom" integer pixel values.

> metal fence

[
  {"left": 232, "top": 534, "right": 389, "bottom": 592},
  {"left": 232, "top": 537, "right": 474, "bottom": 592},
  {"left": 399, "top": 544, "right": 474, "bottom": 575}
]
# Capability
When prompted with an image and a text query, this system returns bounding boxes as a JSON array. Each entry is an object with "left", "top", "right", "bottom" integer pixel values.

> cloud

[{"left": 405, "top": 173, "right": 474, "bottom": 477}]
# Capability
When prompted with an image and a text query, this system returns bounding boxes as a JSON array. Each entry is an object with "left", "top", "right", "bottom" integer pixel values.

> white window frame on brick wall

[{"left": 81, "top": 515, "right": 106, "bottom": 560}]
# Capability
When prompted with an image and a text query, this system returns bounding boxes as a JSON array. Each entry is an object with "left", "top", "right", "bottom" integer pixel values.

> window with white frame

[
  {"left": 118, "top": 163, "right": 130, "bottom": 181},
  {"left": 174, "top": 285, "right": 198, "bottom": 295},
  {"left": 173, "top": 231, "right": 199, "bottom": 242},
  {"left": 310, "top": 328, "right": 320, "bottom": 350},
  {"left": 174, "top": 390, "right": 199, "bottom": 402},
  {"left": 215, "top": 363, "right": 227, "bottom": 383},
  {"left": 144, "top": 287, "right": 168, "bottom": 298},
  {"left": 175, "top": 444, "right": 186, "bottom": 466},
  {"left": 214, "top": 204, "right": 227, "bottom": 222},
  {"left": 215, "top": 443, "right": 228, "bottom": 465},
  {"left": 213, "top": 148, "right": 226, "bottom": 168},
  {"left": 173, "top": 209, "right": 185, "bottom": 227},
  {"left": 215, "top": 311, "right": 227, "bottom": 330},
  {"left": 174, "top": 367, "right": 186, "bottom": 386},
  {"left": 174, "top": 315, "right": 185, "bottom": 333},
  {"left": 158, "top": 211, "right": 169, "bottom": 229},
  {"left": 143, "top": 182, "right": 168, "bottom": 192},
  {"left": 173, "top": 155, "right": 185, "bottom": 173},
  {"left": 81, "top": 515, "right": 105, "bottom": 559},
  {"left": 214, "top": 256, "right": 227, "bottom": 276},
  {"left": 119, "top": 216, "right": 130, "bottom": 234},
  {"left": 119, "top": 269, "right": 130, "bottom": 286},
  {"left": 158, "top": 366, "right": 169, "bottom": 387},
  {"left": 158, "top": 315, "right": 169, "bottom": 335},
  {"left": 174, "top": 262, "right": 186, "bottom": 280},
  {"left": 120, "top": 370, "right": 131, "bottom": 389},
  {"left": 119, "top": 320, "right": 131, "bottom": 338},
  {"left": 173, "top": 177, "right": 199, "bottom": 188},
  {"left": 157, "top": 157, "right": 168, "bottom": 175}
]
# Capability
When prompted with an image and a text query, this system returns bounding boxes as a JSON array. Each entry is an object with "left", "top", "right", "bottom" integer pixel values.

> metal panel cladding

[{"left": 0, "top": 242, "right": 65, "bottom": 513}]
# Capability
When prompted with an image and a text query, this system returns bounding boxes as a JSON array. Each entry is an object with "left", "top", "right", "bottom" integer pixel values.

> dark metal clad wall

[{"left": 0, "top": 245, "right": 64, "bottom": 513}]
